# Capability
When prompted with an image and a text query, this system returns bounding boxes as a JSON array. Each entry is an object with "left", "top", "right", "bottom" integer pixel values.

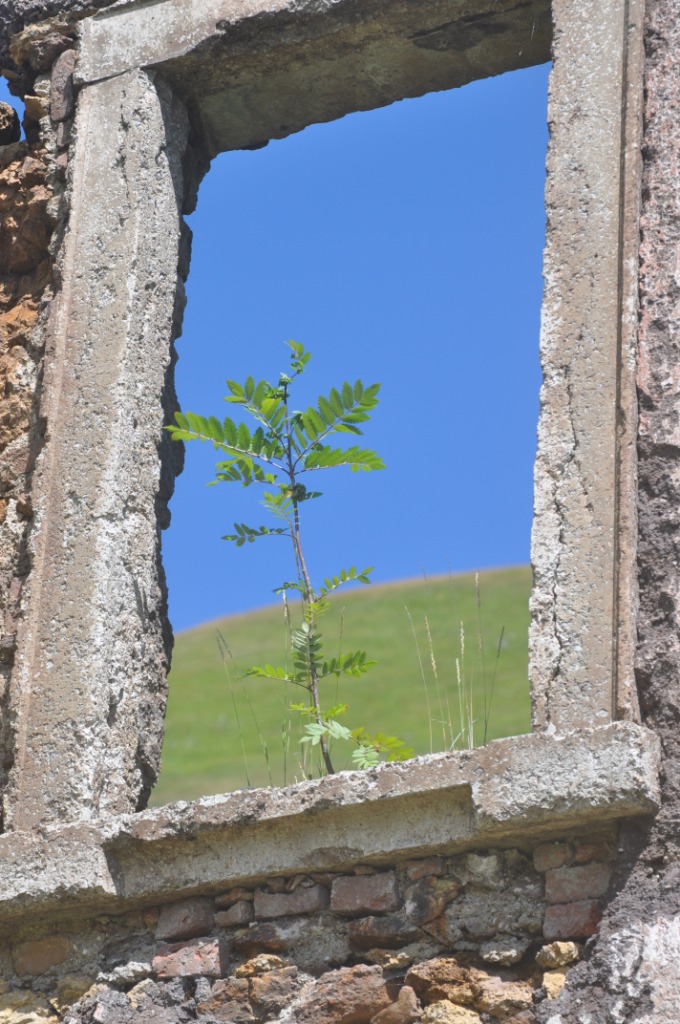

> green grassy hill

[{"left": 151, "top": 566, "right": 532, "bottom": 806}]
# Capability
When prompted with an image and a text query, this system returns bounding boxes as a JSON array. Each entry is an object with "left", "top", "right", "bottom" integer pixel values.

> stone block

[
  {"left": 152, "top": 937, "right": 228, "bottom": 978},
  {"left": 544, "top": 863, "right": 612, "bottom": 904},
  {"left": 50, "top": 50, "right": 77, "bottom": 123},
  {"left": 543, "top": 900, "right": 601, "bottom": 940},
  {"left": 331, "top": 871, "right": 400, "bottom": 915},
  {"left": 254, "top": 883, "right": 328, "bottom": 919},
  {"left": 533, "top": 842, "right": 573, "bottom": 872},
  {"left": 13, "top": 936, "right": 72, "bottom": 976},
  {"left": 349, "top": 914, "right": 420, "bottom": 950},
  {"left": 216, "top": 901, "right": 254, "bottom": 928},
  {"left": 155, "top": 897, "right": 214, "bottom": 941}
]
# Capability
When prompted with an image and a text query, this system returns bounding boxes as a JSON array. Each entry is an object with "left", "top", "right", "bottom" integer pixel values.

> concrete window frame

[{"left": 1, "top": 0, "right": 660, "bottom": 857}]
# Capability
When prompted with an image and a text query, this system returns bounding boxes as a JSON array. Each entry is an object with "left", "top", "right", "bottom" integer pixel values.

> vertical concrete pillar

[
  {"left": 4, "top": 68, "right": 189, "bottom": 830},
  {"left": 529, "top": 0, "right": 644, "bottom": 731}
]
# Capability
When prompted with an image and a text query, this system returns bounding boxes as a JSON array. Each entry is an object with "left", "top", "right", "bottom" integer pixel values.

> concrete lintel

[
  {"left": 0, "top": 723, "right": 659, "bottom": 925},
  {"left": 77, "top": 0, "right": 552, "bottom": 156}
]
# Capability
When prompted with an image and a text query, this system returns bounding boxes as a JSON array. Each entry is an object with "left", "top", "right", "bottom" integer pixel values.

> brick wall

[{"left": 0, "top": 835, "right": 616, "bottom": 1023}]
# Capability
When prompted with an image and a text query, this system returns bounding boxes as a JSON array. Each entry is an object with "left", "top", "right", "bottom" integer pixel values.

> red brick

[
  {"left": 216, "top": 901, "right": 254, "bottom": 927},
  {"left": 533, "top": 842, "right": 573, "bottom": 872},
  {"left": 405, "top": 857, "right": 446, "bottom": 881},
  {"left": 254, "top": 883, "right": 328, "bottom": 919},
  {"left": 545, "top": 863, "right": 612, "bottom": 904},
  {"left": 14, "top": 936, "right": 72, "bottom": 976},
  {"left": 153, "top": 937, "right": 228, "bottom": 978},
  {"left": 331, "top": 871, "right": 400, "bottom": 916},
  {"left": 155, "top": 897, "right": 214, "bottom": 941},
  {"left": 543, "top": 900, "right": 601, "bottom": 940}
]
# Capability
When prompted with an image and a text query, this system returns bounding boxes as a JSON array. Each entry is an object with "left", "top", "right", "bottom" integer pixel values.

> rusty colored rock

[
  {"left": 250, "top": 965, "right": 302, "bottom": 1013},
  {"left": 152, "top": 937, "right": 228, "bottom": 979},
  {"left": 292, "top": 964, "right": 391, "bottom": 1024},
  {"left": 405, "top": 957, "right": 477, "bottom": 1007},
  {"left": 421, "top": 1002, "right": 482, "bottom": 1023},
  {"left": 234, "top": 954, "right": 287, "bottom": 978},
  {"left": 371, "top": 985, "right": 422, "bottom": 1024},
  {"left": 0, "top": 184, "right": 52, "bottom": 274},
  {"left": 196, "top": 976, "right": 254, "bottom": 1022},
  {"left": 472, "top": 974, "right": 533, "bottom": 1019},
  {"left": 0, "top": 103, "right": 20, "bottom": 146}
]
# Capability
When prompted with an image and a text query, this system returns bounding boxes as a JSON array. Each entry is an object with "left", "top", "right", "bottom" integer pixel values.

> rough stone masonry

[{"left": 0, "top": 0, "right": 679, "bottom": 1023}]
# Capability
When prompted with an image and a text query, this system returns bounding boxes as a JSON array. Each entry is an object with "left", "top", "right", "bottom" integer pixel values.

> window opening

[
  {"left": 154, "top": 63, "right": 549, "bottom": 804},
  {"left": 0, "top": 78, "right": 25, "bottom": 143}
]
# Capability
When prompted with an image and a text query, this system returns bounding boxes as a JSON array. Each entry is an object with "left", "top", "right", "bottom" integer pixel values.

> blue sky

[{"left": 1, "top": 63, "right": 550, "bottom": 633}]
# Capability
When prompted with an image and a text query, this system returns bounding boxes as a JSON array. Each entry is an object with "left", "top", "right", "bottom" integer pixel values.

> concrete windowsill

[{"left": 0, "top": 721, "right": 659, "bottom": 927}]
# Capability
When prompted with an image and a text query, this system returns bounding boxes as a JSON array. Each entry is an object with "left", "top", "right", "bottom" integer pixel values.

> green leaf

[
  {"left": 318, "top": 394, "right": 335, "bottom": 425},
  {"left": 304, "top": 447, "right": 385, "bottom": 472}
]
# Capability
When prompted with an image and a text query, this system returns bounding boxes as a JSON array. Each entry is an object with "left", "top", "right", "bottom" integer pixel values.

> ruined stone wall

[
  {"left": 0, "top": 13, "right": 198, "bottom": 826},
  {"left": 0, "top": 837, "right": 617, "bottom": 1024},
  {"left": 0, "top": 0, "right": 677, "bottom": 1022},
  {"left": 0, "top": 25, "right": 80, "bottom": 815}
]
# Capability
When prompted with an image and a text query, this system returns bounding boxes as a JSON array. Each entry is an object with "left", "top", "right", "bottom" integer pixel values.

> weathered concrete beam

[
  {"left": 77, "top": 0, "right": 552, "bottom": 156},
  {"left": 0, "top": 723, "right": 660, "bottom": 927}
]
